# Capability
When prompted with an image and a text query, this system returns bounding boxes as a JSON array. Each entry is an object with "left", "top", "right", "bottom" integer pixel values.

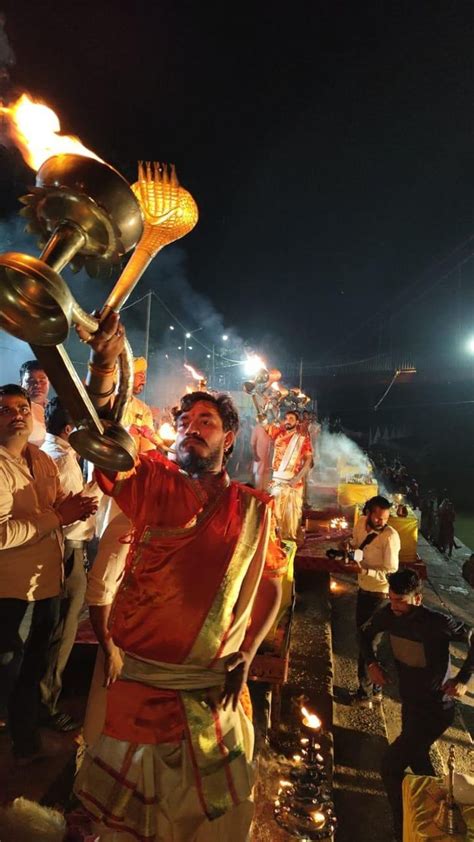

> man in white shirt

[
  {"left": 41, "top": 397, "right": 99, "bottom": 731},
  {"left": 348, "top": 495, "right": 400, "bottom": 708},
  {"left": 0, "top": 384, "right": 97, "bottom": 763},
  {"left": 19, "top": 359, "right": 50, "bottom": 447}
]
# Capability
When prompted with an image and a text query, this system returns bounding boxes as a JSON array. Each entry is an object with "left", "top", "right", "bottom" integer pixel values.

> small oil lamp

[
  {"left": 329, "top": 516, "right": 349, "bottom": 532},
  {"left": 158, "top": 422, "right": 177, "bottom": 446},
  {"left": 301, "top": 706, "right": 322, "bottom": 763},
  {"left": 273, "top": 704, "right": 337, "bottom": 838},
  {"left": 311, "top": 810, "right": 327, "bottom": 830}
]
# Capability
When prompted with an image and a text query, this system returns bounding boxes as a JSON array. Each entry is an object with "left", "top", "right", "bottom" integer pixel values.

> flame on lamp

[
  {"left": 0, "top": 93, "right": 102, "bottom": 171},
  {"left": 330, "top": 516, "right": 349, "bottom": 531},
  {"left": 243, "top": 354, "right": 266, "bottom": 377},
  {"left": 158, "top": 422, "right": 176, "bottom": 444},
  {"left": 310, "top": 811, "right": 326, "bottom": 829},
  {"left": 301, "top": 706, "right": 322, "bottom": 730},
  {"left": 184, "top": 363, "right": 204, "bottom": 382}
]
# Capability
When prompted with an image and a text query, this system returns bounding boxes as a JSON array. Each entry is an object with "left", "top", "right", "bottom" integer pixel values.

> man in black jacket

[{"left": 360, "top": 568, "right": 473, "bottom": 840}]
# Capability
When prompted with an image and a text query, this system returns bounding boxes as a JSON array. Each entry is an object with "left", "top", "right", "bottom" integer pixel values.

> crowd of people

[
  {"left": 0, "top": 311, "right": 310, "bottom": 841},
  {"left": 371, "top": 452, "right": 459, "bottom": 557},
  {"left": 0, "top": 324, "right": 472, "bottom": 842},
  {"left": 342, "top": 494, "right": 473, "bottom": 840}
]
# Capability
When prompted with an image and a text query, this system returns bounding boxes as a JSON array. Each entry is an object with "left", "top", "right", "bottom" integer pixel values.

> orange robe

[
  {"left": 76, "top": 452, "right": 286, "bottom": 833},
  {"left": 95, "top": 451, "right": 285, "bottom": 747},
  {"left": 269, "top": 425, "right": 312, "bottom": 488}
]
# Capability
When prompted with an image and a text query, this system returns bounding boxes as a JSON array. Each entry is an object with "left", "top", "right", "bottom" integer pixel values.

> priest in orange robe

[
  {"left": 268, "top": 410, "right": 313, "bottom": 540},
  {"left": 75, "top": 313, "right": 285, "bottom": 842}
]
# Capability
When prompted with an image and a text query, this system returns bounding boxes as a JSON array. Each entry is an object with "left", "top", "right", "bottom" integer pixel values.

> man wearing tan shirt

[{"left": 0, "top": 384, "right": 97, "bottom": 763}]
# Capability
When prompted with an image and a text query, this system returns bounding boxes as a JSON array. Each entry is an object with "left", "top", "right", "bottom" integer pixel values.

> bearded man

[
  {"left": 74, "top": 313, "right": 285, "bottom": 842},
  {"left": 346, "top": 495, "right": 400, "bottom": 707},
  {"left": 268, "top": 410, "right": 313, "bottom": 540}
]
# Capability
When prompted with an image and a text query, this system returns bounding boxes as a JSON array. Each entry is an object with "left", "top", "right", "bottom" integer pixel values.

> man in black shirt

[{"left": 360, "top": 568, "right": 473, "bottom": 840}]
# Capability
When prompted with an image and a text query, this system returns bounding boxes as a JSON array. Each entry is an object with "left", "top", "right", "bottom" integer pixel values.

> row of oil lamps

[{"left": 274, "top": 707, "right": 337, "bottom": 840}]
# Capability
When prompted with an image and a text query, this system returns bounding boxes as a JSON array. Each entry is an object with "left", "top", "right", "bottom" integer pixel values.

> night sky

[{"left": 1, "top": 0, "right": 473, "bottom": 363}]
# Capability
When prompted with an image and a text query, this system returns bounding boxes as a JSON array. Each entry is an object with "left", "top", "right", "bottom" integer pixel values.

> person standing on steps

[
  {"left": 345, "top": 495, "right": 400, "bottom": 708},
  {"left": 360, "top": 567, "right": 473, "bottom": 841}
]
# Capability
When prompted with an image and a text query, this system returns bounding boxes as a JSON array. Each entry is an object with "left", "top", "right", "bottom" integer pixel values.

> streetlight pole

[
  {"left": 143, "top": 291, "right": 152, "bottom": 366},
  {"left": 143, "top": 291, "right": 152, "bottom": 401}
]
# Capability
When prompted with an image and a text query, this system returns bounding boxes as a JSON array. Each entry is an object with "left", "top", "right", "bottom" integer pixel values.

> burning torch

[
  {"left": 184, "top": 363, "right": 208, "bottom": 392},
  {"left": 242, "top": 355, "right": 282, "bottom": 422},
  {"left": 0, "top": 93, "right": 198, "bottom": 470}
]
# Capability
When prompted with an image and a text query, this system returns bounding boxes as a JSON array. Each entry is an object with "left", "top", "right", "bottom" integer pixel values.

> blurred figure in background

[
  {"left": 19, "top": 360, "right": 50, "bottom": 447},
  {"left": 251, "top": 421, "right": 273, "bottom": 490},
  {"left": 40, "top": 397, "right": 99, "bottom": 731},
  {"left": 437, "top": 495, "right": 457, "bottom": 557}
]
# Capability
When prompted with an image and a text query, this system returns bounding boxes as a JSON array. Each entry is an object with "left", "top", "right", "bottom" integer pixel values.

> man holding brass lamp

[
  {"left": 268, "top": 410, "right": 313, "bottom": 540},
  {"left": 74, "top": 313, "right": 286, "bottom": 842}
]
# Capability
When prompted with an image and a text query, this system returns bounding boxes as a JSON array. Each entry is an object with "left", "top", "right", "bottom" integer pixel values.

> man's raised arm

[{"left": 77, "top": 311, "right": 125, "bottom": 480}]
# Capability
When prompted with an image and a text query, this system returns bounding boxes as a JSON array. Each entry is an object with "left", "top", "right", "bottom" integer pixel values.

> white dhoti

[
  {"left": 270, "top": 481, "right": 304, "bottom": 540},
  {"left": 86, "top": 739, "right": 254, "bottom": 842},
  {"left": 75, "top": 656, "right": 256, "bottom": 842}
]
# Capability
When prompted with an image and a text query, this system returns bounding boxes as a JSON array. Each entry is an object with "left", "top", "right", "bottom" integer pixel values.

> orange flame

[
  {"left": 158, "top": 422, "right": 176, "bottom": 443},
  {"left": 0, "top": 93, "right": 102, "bottom": 171},
  {"left": 184, "top": 363, "right": 204, "bottom": 382},
  {"left": 311, "top": 811, "right": 326, "bottom": 828},
  {"left": 301, "top": 706, "right": 322, "bottom": 730},
  {"left": 243, "top": 353, "right": 266, "bottom": 376}
]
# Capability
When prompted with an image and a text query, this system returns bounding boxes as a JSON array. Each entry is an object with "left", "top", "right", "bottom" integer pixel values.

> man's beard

[{"left": 176, "top": 441, "right": 221, "bottom": 475}]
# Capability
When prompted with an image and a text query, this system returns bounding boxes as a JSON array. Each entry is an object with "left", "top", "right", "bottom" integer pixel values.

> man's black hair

[
  {"left": 0, "top": 384, "right": 31, "bottom": 405},
  {"left": 285, "top": 409, "right": 300, "bottom": 421},
  {"left": 172, "top": 391, "right": 239, "bottom": 463},
  {"left": 19, "top": 360, "right": 46, "bottom": 381},
  {"left": 366, "top": 495, "right": 391, "bottom": 512},
  {"left": 388, "top": 568, "right": 423, "bottom": 596},
  {"left": 45, "top": 397, "right": 73, "bottom": 437}
]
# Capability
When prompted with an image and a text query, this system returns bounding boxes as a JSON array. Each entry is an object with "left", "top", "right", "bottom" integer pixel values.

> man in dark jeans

[
  {"left": 1, "top": 599, "right": 60, "bottom": 756},
  {"left": 0, "top": 383, "right": 97, "bottom": 763},
  {"left": 345, "top": 495, "right": 400, "bottom": 707},
  {"left": 360, "top": 568, "right": 473, "bottom": 840}
]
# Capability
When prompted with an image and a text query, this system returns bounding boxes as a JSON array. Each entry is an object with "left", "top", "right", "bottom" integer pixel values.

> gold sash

[
  {"left": 120, "top": 653, "right": 255, "bottom": 820},
  {"left": 272, "top": 432, "right": 306, "bottom": 482}
]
